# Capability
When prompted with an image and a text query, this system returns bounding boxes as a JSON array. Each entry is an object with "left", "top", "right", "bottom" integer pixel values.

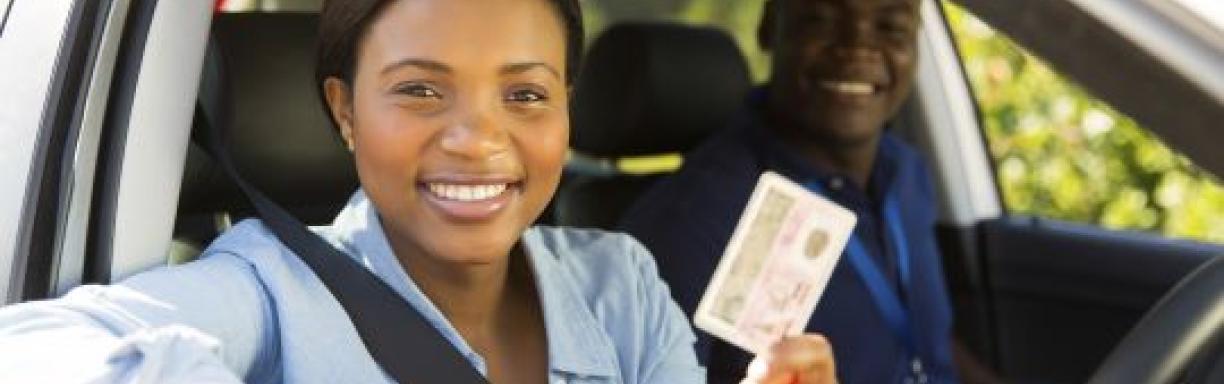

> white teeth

[
  {"left": 427, "top": 183, "right": 508, "bottom": 201},
  {"left": 821, "top": 81, "right": 875, "bottom": 95}
]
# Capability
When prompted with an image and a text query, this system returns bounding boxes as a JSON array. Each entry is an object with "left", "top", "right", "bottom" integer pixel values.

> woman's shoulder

[
  {"left": 523, "top": 226, "right": 705, "bottom": 382},
  {"left": 201, "top": 218, "right": 344, "bottom": 266},
  {"left": 526, "top": 226, "right": 653, "bottom": 268},
  {"left": 203, "top": 219, "right": 286, "bottom": 256},
  {"left": 523, "top": 226, "right": 663, "bottom": 298}
]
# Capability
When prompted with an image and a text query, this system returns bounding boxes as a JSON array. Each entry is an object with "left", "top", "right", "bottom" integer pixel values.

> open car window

[{"left": 944, "top": 2, "right": 1224, "bottom": 244}]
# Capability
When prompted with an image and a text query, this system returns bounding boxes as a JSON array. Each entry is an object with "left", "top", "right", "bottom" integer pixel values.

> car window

[
  {"left": 585, "top": 0, "right": 769, "bottom": 81},
  {"left": 942, "top": 2, "right": 1224, "bottom": 244}
]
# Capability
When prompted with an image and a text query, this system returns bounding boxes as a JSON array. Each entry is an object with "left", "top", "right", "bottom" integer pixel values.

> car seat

[
  {"left": 555, "top": 22, "right": 751, "bottom": 229},
  {"left": 176, "top": 16, "right": 753, "bottom": 261},
  {"left": 176, "top": 12, "right": 354, "bottom": 262}
]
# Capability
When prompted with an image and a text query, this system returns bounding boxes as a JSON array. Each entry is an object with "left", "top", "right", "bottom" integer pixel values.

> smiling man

[{"left": 621, "top": 0, "right": 964, "bottom": 382}]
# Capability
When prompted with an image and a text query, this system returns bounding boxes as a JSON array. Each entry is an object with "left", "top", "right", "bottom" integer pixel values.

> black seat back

[
  {"left": 555, "top": 22, "right": 751, "bottom": 229},
  {"left": 184, "top": 12, "right": 355, "bottom": 226}
]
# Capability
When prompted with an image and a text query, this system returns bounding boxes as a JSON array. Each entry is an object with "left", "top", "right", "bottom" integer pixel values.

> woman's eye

[
  {"left": 393, "top": 83, "right": 441, "bottom": 98},
  {"left": 506, "top": 89, "right": 548, "bottom": 103}
]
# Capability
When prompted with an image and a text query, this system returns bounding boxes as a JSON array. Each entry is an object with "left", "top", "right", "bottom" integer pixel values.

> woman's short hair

[{"left": 315, "top": 0, "right": 584, "bottom": 94}]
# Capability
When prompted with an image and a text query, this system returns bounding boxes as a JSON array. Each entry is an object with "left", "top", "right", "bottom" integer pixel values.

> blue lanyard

[{"left": 807, "top": 181, "right": 918, "bottom": 358}]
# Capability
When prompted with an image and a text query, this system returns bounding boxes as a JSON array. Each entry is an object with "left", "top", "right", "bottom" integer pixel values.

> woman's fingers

[{"left": 740, "top": 334, "right": 838, "bottom": 384}]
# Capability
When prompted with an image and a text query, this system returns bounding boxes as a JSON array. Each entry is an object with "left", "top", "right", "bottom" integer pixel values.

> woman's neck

[{"left": 388, "top": 239, "right": 534, "bottom": 341}]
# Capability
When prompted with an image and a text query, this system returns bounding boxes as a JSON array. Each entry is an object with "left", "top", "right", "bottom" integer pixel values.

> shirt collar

[
  {"left": 329, "top": 191, "right": 619, "bottom": 379},
  {"left": 522, "top": 228, "right": 622, "bottom": 379}
]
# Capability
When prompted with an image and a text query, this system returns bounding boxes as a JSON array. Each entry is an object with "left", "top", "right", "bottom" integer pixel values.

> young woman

[{"left": 0, "top": 1, "right": 836, "bottom": 383}]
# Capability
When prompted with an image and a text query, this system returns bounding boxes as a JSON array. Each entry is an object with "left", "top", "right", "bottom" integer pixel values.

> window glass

[
  {"left": 943, "top": 2, "right": 1224, "bottom": 243},
  {"left": 585, "top": 0, "right": 770, "bottom": 81}
]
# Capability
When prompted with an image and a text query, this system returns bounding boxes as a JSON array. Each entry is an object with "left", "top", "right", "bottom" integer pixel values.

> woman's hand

[{"left": 740, "top": 334, "right": 837, "bottom": 384}]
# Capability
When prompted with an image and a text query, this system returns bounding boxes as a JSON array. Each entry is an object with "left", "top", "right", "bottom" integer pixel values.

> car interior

[
  {"left": 0, "top": 0, "right": 1213, "bottom": 383},
  {"left": 178, "top": 14, "right": 760, "bottom": 250},
  {"left": 557, "top": 22, "right": 752, "bottom": 229},
  {"left": 162, "top": 4, "right": 1224, "bottom": 383}
]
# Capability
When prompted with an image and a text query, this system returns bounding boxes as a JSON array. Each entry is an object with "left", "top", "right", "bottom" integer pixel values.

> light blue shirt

[{"left": 0, "top": 190, "right": 704, "bottom": 383}]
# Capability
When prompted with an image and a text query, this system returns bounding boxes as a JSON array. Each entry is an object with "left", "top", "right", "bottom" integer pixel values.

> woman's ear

[{"left": 323, "top": 77, "right": 357, "bottom": 152}]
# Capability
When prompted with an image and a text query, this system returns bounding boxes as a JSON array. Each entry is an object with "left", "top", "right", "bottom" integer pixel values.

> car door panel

[{"left": 979, "top": 216, "right": 1222, "bottom": 382}]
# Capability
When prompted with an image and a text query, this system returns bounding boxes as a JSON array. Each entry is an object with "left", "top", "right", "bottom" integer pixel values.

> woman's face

[{"left": 327, "top": 0, "right": 569, "bottom": 266}]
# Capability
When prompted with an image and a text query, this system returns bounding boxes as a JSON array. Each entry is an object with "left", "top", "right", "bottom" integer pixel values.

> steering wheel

[{"left": 1088, "top": 255, "right": 1224, "bottom": 383}]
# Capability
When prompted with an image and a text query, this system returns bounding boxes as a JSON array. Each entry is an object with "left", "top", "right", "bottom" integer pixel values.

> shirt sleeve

[
  {"left": 626, "top": 237, "right": 708, "bottom": 384},
  {"left": 0, "top": 252, "right": 275, "bottom": 383}
]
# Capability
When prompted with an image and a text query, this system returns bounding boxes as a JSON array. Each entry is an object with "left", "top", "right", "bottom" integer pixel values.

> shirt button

[{"left": 828, "top": 177, "right": 845, "bottom": 190}]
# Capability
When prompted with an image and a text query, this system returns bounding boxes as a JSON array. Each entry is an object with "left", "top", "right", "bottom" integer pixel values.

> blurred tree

[
  {"left": 586, "top": 0, "right": 772, "bottom": 81},
  {"left": 943, "top": 2, "right": 1224, "bottom": 244},
  {"left": 589, "top": 0, "right": 692, "bottom": 22}
]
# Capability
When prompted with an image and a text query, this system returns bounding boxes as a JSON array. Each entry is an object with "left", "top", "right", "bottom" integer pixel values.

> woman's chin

[{"left": 421, "top": 232, "right": 523, "bottom": 266}]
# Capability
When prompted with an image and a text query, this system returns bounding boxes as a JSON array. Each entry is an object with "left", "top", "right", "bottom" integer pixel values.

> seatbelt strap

[{"left": 201, "top": 78, "right": 489, "bottom": 384}]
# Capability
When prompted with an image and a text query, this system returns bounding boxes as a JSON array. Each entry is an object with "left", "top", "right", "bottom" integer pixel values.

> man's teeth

[
  {"left": 821, "top": 81, "right": 875, "bottom": 95},
  {"left": 427, "top": 183, "right": 508, "bottom": 201}
]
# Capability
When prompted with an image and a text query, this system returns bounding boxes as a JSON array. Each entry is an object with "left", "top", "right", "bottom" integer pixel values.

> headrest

[
  {"left": 571, "top": 23, "right": 752, "bottom": 157},
  {"left": 186, "top": 12, "right": 356, "bottom": 224}
]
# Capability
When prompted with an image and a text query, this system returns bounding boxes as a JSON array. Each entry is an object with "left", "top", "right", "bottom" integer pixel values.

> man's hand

[{"left": 740, "top": 334, "right": 838, "bottom": 384}]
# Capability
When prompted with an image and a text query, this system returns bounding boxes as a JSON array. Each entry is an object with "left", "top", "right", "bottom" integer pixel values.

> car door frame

[
  {"left": 0, "top": 0, "right": 214, "bottom": 305},
  {"left": 913, "top": 1, "right": 1224, "bottom": 382},
  {"left": 86, "top": 0, "right": 212, "bottom": 286},
  {"left": 0, "top": 0, "right": 115, "bottom": 304}
]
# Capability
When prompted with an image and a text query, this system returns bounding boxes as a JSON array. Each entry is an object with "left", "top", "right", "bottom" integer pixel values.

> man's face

[{"left": 763, "top": 0, "right": 920, "bottom": 147}]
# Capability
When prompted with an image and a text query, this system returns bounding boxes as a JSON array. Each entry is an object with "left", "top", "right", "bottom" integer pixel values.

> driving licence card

[{"left": 693, "top": 171, "right": 857, "bottom": 354}]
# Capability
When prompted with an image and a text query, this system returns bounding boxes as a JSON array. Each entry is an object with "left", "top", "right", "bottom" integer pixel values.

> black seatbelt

[
  {"left": 199, "top": 51, "right": 488, "bottom": 384},
  {"left": 206, "top": 123, "right": 490, "bottom": 384}
]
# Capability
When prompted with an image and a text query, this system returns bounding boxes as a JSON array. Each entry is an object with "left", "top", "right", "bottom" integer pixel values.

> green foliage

[
  {"left": 943, "top": 2, "right": 1224, "bottom": 243},
  {"left": 584, "top": 0, "right": 772, "bottom": 81}
]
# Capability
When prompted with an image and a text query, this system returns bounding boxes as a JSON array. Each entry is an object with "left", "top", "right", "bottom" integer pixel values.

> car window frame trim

[{"left": 10, "top": 0, "right": 109, "bottom": 302}]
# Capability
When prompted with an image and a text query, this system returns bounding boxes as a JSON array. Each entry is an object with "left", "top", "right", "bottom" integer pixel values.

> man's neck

[
  {"left": 800, "top": 137, "right": 880, "bottom": 190},
  {"left": 766, "top": 116, "right": 882, "bottom": 189}
]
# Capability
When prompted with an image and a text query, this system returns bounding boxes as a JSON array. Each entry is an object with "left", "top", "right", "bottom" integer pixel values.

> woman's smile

[{"left": 419, "top": 175, "right": 523, "bottom": 222}]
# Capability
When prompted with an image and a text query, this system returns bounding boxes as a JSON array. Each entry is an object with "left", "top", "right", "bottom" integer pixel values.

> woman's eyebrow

[
  {"left": 381, "top": 58, "right": 452, "bottom": 76},
  {"left": 501, "top": 62, "right": 561, "bottom": 80}
]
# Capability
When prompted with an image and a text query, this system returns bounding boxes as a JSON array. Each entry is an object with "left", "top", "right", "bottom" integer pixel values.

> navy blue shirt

[{"left": 621, "top": 99, "right": 957, "bottom": 384}]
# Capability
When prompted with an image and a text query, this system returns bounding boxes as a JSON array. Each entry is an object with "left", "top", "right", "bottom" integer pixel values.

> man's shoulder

[
  {"left": 878, "top": 132, "right": 938, "bottom": 201},
  {"left": 624, "top": 125, "right": 764, "bottom": 219},
  {"left": 880, "top": 132, "right": 925, "bottom": 162}
]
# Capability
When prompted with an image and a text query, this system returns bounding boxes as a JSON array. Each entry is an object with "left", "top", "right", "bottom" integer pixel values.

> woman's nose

[{"left": 437, "top": 104, "right": 511, "bottom": 161}]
